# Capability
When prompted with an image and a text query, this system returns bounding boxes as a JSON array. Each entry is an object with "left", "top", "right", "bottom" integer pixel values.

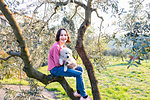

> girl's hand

[{"left": 67, "top": 63, "right": 77, "bottom": 68}]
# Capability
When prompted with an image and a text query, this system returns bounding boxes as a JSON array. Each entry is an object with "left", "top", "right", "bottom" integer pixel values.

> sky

[
  {"left": 5, "top": 0, "right": 150, "bottom": 35},
  {"left": 92, "top": 0, "right": 150, "bottom": 36},
  {"left": 90, "top": 0, "right": 129, "bottom": 36}
]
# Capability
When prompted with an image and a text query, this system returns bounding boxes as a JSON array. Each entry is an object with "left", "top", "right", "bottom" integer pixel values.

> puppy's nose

[{"left": 67, "top": 56, "right": 69, "bottom": 58}]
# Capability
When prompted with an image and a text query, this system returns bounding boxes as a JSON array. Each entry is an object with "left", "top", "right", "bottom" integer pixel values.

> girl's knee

[
  {"left": 76, "top": 71, "right": 83, "bottom": 77},
  {"left": 73, "top": 71, "right": 82, "bottom": 77},
  {"left": 75, "top": 66, "right": 83, "bottom": 72}
]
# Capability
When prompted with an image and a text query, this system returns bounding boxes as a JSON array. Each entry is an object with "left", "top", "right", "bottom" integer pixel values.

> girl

[{"left": 48, "top": 28, "right": 92, "bottom": 100}]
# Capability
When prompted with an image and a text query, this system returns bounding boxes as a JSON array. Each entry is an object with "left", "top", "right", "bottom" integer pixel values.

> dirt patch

[{"left": 0, "top": 85, "right": 57, "bottom": 100}]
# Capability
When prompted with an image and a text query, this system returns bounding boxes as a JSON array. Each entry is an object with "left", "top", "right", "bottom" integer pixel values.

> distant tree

[{"left": 113, "top": 0, "right": 150, "bottom": 68}]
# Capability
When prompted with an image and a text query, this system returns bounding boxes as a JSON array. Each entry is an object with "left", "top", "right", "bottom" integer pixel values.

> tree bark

[
  {"left": 75, "top": 0, "right": 101, "bottom": 100},
  {"left": 0, "top": 1, "right": 79, "bottom": 100},
  {"left": 58, "top": 77, "right": 79, "bottom": 100}
]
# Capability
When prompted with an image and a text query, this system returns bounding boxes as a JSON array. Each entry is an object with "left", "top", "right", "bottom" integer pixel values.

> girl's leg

[
  {"left": 75, "top": 71, "right": 87, "bottom": 97},
  {"left": 50, "top": 66, "right": 82, "bottom": 77},
  {"left": 74, "top": 66, "right": 83, "bottom": 94},
  {"left": 50, "top": 66, "right": 87, "bottom": 97},
  {"left": 75, "top": 66, "right": 83, "bottom": 72}
]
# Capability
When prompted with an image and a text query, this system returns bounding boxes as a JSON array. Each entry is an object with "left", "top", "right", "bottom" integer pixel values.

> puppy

[{"left": 59, "top": 48, "right": 77, "bottom": 72}]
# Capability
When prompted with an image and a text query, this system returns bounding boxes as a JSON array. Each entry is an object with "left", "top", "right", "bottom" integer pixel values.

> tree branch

[
  {"left": 7, "top": 50, "right": 21, "bottom": 57},
  {"left": 70, "top": 5, "right": 79, "bottom": 20},
  {"left": 0, "top": 50, "right": 21, "bottom": 61},
  {"left": 0, "top": 55, "right": 12, "bottom": 61},
  {"left": 48, "top": 0, "right": 87, "bottom": 9},
  {"left": 74, "top": 0, "right": 87, "bottom": 9},
  {"left": 93, "top": 8, "right": 104, "bottom": 21},
  {"left": 77, "top": 12, "right": 84, "bottom": 20},
  {"left": 48, "top": 0, "right": 69, "bottom": 6},
  {"left": 66, "top": 5, "right": 79, "bottom": 28},
  {"left": 92, "top": 9, "right": 104, "bottom": 49},
  {"left": 0, "top": 0, "right": 32, "bottom": 67},
  {"left": 38, "top": 4, "right": 59, "bottom": 34},
  {"left": 27, "top": 2, "right": 44, "bottom": 29}
]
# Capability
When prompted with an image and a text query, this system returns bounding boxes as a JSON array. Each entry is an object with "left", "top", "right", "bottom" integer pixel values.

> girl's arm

[{"left": 52, "top": 46, "right": 61, "bottom": 66}]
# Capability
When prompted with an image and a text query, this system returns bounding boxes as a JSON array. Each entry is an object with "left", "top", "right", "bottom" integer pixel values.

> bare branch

[
  {"left": 7, "top": 50, "right": 21, "bottom": 57},
  {"left": 70, "top": 5, "right": 79, "bottom": 20},
  {"left": 92, "top": 9, "right": 104, "bottom": 45},
  {"left": 77, "top": 12, "right": 84, "bottom": 20},
  {"left": 48, "top": 0, "right": 69, "bottom": 6},
  {"left": 48, "top": 0, "right": 87, "bottom": 9},
  {"left": 65, "top": 5, "right": 79, "bottom": 28},
  {"left": 74, "top": 0, "right": 86, "bottom": 9},
  {"left": 38, "top": 5, "right": 59, "bottom": 34},
  {"left": 0, "top": 55, "right": 12, "bottom": 61},
  {"left": 91, "top": 9, "right": 104, "bottom": 53},
  {"left": 46, "top": 0, "right": 87, "bottom": 24},
  {"left": 28, "top": 2, "right": 44, "bottom": 26},
  {"left": 93, "top": 8, "right": 104, "bottom": 21},
  {"left": 0, "top": 50, "right": 21, "bottom": 61}
]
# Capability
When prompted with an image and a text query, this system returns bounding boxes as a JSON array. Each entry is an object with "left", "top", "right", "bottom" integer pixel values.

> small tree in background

[{"left": 112, "top": 0, "right": 150, "bottom": 68}]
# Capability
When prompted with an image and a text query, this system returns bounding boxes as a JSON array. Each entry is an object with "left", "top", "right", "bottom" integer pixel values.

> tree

[{"left": 113, "top": 0, "right": 150, "bottom": 68}]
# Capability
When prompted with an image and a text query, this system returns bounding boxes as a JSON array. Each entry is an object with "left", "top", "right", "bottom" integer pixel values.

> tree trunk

[
  {"left": 75, "top": 0, "right": 102, "bottom": 99},
  {"left": 58, "top": 77, "right": 79, "bottom": 100},
  {"left": 76, "top": 22, "right": 101, "bottom": 100}
]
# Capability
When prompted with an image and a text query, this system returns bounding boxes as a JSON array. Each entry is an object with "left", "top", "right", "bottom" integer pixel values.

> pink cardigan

[{"left": 48, "top": 42, "right": 65, "bottom": 71}]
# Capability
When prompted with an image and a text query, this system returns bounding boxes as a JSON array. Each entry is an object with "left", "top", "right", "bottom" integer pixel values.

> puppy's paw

[
  {"left": 64, "top": 66, "right": 67, "bottom": 72},
  {"left": 59, "top": 59, "right": 63, "bottom": 65}
]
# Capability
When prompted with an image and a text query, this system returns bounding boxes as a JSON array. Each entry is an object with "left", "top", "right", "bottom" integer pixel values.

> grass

[
  {"left": 0, "top": 58, "right": 150, "bottom": 100},
  {"left": 98, "top": 66, "right": 150, "bottom": 99}
]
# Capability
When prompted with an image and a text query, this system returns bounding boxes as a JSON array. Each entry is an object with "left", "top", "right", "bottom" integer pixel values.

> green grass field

[{"left": 1, "top": 58, "right": 150, "bottom": 100}]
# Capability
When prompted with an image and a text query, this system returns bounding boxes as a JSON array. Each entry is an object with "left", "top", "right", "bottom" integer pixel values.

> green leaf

[
  {"left": 126, "top": 60, "right": 131, "bottom": 64},
  {"left": 141, "top": 46, "right": 147, "bottom": 54},
  {"left": 135, "top": 61, "right": 141, "bottom": 65},
  {"left": 127, "top": 65, "right": 131, "bottom": 69},
  {"left": 133, "top": 64, "right": 138, "bottom": 67}
]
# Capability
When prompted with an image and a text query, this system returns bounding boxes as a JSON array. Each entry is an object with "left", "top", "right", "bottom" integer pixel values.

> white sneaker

[
  {"left": 80, "top": 96, "right": 92, "bottom": 100},
  {"left": 73, "top": 91, "right": 81, "bottom": 97}
]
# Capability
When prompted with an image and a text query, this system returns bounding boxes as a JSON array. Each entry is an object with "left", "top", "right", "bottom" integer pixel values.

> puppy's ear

[{"left": 66, "top": 62, "right": 69, "bottom": 65}]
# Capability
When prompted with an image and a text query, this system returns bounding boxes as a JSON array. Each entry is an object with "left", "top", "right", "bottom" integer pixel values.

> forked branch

[
  {"left": 38, "top": 4, "right": 59, "bottom": 34},
  {"left": 0, "top": 50, "right": 21, "bottom": 61},
  {"left": 0, "top": 56, "right": 12, "bottom": 61}
]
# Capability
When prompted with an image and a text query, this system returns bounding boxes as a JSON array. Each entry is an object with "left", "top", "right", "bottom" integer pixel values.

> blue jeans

[{"left": 50, "top": 66, "right": 87, "bottom": 97}]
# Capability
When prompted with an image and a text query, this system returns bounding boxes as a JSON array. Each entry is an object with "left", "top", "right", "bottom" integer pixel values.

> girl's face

[{"left": 59, "top": 30, "right": 68, "bottom": 43}]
